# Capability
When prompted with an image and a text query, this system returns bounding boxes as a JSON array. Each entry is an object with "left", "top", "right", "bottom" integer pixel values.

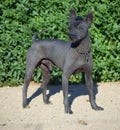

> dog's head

[{"left": 69, "top": 9, "right": 93, "bottom": 43}]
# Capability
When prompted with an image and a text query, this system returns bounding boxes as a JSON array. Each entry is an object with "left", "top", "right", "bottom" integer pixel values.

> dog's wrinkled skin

[{"left": 23, "top": 9, "right": 104, "bottom": 114}]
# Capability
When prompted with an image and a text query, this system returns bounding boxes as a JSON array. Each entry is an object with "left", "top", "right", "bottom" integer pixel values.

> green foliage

[{"left": 0, "top": 0, "right": 120, "bottom": 86}]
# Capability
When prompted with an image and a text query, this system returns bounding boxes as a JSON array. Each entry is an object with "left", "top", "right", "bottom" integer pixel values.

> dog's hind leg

[
  {"left": 22, "top": 52, "right": 41, "bottom": 108},
  {"left": 85, "top": 71, "right": 104, "bottom": 111},
  {"left": 40, "top": 61, "right": 51, "bottom": 104},
  {"left": 23, "top": 65, "right": 36, "bottom": 108}
]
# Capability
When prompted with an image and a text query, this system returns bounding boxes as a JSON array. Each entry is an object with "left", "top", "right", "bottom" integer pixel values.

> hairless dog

[{"left": 22, "top": 9, "right": 103, "bottom": 114}]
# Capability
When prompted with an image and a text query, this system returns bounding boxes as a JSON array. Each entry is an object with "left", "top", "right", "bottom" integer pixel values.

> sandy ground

[{"left": 0, "top": 82, "right": 120, "bottom": 130}]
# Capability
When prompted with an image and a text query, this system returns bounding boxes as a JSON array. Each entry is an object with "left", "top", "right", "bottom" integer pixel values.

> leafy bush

[{"left": 0, "top": 0, "right": 120, "bottom": 86}]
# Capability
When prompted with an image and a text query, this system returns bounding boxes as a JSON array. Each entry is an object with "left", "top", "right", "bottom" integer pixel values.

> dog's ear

[
  {"left": 69, "top": 8, "right": 76, "bottom": 21},
  {"left": 85, "top": 12, "right": 93, "bottom": 27},
  {"left": 69, "top": 9, "right": 76, "bottom": 28}
]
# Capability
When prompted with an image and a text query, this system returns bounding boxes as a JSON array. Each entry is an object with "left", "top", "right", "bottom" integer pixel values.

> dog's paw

[
  {"left": 68, "top": 110, "right": 73, "bottom": 114},
  {"left": 44, "top": 100, "right": 52, "bottom": 105},
  {"left": 23, "top": 104, "right": 30, "bottom": 109},
  {"left": 93, "top": 106, "right": 104, "bottom": 111},
  {"left": 23, "top": 100, "right": 30, "bottom": 109},
  {"left": 65, "top": 108, "right": 73, "bottom": 114}
]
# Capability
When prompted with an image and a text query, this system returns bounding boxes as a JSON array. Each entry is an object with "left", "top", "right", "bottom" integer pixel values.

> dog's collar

[
  {"left": 71, "top": 37, "right": 91, "bottom": 63},
  {"left": 79, "top": 49, "right": 91, "bottom": 63},
  {"left": 74, "top": 48, "right": 91, "bottom": 63}
]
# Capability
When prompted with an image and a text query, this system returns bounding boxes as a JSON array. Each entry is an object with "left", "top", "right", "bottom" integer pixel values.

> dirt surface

[{"left": 0, "top": 82, "right": 120, "bottom": 130}]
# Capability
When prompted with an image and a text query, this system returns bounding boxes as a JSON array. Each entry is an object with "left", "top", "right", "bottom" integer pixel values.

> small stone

[{"left": 78, "top": 119, "right": 88, "bottom": 125}]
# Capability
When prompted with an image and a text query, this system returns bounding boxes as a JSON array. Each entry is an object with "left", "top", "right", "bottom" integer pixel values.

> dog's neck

[
  {"left": 71, "top": 34, "right": 91, "bottom": 53},
  {"left": 71, "top": 35, "right": 91, "bottom": 63}
]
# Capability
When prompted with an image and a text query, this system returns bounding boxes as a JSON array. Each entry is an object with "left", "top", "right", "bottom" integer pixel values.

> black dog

[{"left": 22, "top": 9, "right": 103, "bottom": 114}]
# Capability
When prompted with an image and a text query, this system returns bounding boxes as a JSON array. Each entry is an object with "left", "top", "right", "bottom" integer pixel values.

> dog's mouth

[
  {"left": 69, "top": 33, "right": 78, "bottom": 42},
  {"left": 70, "top": 33, "right": 84, "bottom": 44},
  {"left": 70, "top": 33, "right": 77, "bottom": 39},
  {"left": 69, "top": 32, "right": 87, "bottom": 44}
]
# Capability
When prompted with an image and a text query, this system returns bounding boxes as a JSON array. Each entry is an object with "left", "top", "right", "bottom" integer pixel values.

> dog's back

[{"left": 28, "top": 39, "right": 70, "bottom": 69}]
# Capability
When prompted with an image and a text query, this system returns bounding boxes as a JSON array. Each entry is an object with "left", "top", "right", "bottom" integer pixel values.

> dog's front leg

[
  {"left": 62, "top": 73, "right": 73, "bottom": 114},
  {"left": 85, "top": 71, "right": 104, "bottom": 111}
]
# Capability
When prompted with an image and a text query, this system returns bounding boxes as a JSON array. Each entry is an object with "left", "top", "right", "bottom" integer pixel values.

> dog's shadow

[{"left": 27, "top": 83, "right": 98, "bottom": 108}]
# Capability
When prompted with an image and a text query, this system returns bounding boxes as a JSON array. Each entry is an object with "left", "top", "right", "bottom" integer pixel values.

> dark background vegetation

[{"left": 0, "top": 0, "right": 120, "bottom": 86}]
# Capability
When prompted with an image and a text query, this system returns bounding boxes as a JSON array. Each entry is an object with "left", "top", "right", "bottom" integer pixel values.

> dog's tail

[{"left": 32, "top": 30, "right": 47, "bottom": 42}]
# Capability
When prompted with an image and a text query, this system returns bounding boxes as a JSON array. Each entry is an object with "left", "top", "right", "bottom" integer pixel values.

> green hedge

[{"left": 0, "top": 0, "right": 120, "bottom": 86}]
